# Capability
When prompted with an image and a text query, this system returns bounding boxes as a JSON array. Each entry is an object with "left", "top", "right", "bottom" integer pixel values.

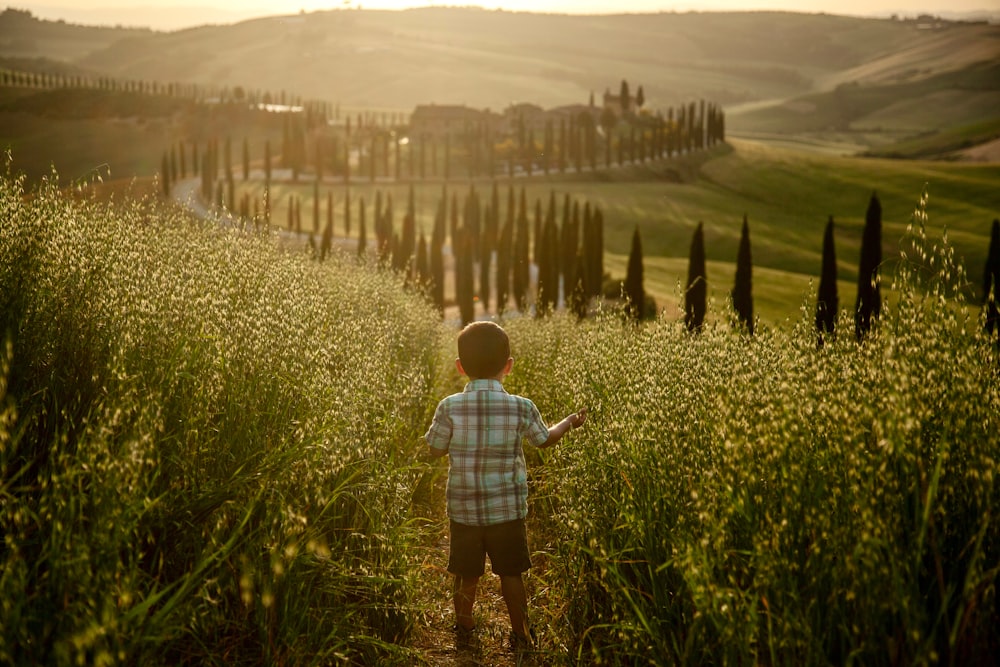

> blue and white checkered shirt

[{"left": 425, "top": 379, "right": 550, "bottom": 526}]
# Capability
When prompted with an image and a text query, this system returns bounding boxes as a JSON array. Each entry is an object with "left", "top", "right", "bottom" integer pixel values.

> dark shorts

[{"left": 448, "top": 518, "right": 531, "bottom": 577}]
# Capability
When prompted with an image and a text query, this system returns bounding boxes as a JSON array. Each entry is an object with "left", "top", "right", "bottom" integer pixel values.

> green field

[{"left": 232, "top": 138, "right": 1000, "bottom": 326}]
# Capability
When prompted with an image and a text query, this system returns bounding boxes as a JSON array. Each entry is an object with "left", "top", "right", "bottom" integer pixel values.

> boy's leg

[
  {"left": 453, "top": 574, "right": 480, "bottom": 629},
  {"left": 500, "top": 574, "right": 530, "bottom": 639}
]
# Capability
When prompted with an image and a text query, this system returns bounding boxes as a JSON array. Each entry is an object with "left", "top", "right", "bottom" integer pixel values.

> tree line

[{"left": 623, "top": 193, "right": 1000, "bottom": 348}]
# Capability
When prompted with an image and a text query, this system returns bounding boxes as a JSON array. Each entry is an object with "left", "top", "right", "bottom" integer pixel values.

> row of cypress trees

[
  {"left": 623, "top": 194, "right": 1000, "bottom": 347},
  {"left": 301, "top": 182, "right": 605, "bottom": 326}
]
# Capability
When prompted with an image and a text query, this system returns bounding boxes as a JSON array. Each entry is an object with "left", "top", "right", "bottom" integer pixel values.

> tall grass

[
  {"left": 0, "top": 168, "right": 444, "bottom": 665},
  {"left": 3, "top": 165, "right": 998, "bottom": 665},
  {"left": 503, "top": 192, "right": 999, "bottom": 664}
]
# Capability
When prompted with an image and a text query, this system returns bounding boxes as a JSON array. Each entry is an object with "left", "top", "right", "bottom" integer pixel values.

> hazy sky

[{"left": 17, "top": 0, "right": 1000, "bottom": 31}]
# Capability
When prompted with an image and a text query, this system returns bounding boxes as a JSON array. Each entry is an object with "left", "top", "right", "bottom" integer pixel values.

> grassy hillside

[
  {"left": 0, "top": 7, "right": 151, "bottom": 61},
  {"left": 729, "top": 59, "right": 1000, "bottom": 153},
  {"left": 237, "top": 139, "right": 1000, "bottom": 326},
  {"left": 5, "top": 7, "right": 993, "bottom": 116}
]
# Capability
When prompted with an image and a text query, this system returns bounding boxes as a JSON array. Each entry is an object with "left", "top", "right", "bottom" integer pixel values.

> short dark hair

[{"left": 457, "top": 321, "right": 510, "bottom": 378}]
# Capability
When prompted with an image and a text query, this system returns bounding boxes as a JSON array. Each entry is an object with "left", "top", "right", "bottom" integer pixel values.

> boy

[{"left": 424, "top": 321, "right": 587, "bottom": 649}]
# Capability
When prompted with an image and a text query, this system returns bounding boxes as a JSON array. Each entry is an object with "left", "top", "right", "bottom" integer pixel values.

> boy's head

[{"left": 457, "top": 321, "right": 511, "bottom": 379}]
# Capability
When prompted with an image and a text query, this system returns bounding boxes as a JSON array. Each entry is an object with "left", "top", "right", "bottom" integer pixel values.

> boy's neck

[{"left": 468, "top": 375, "right": 505, "bottom": 383}]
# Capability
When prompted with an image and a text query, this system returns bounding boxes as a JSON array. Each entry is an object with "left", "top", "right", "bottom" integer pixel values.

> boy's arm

[
  {"left": 425, "top": 442, "right": 448, "bottom": 459},
  {"left": 539, "top": 408, "right": 587, "bottom": 448}
]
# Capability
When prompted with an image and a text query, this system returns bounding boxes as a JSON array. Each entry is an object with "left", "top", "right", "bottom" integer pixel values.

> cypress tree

[
  {"left": 593, "top": 207, "right": 605, "bottom": 298},
  {"left": 731, "top": 214, "right": 754, "bottom": 335},
  {"left": 327, "top": 191, "right": 335, "bottom": 239},
  {"left": 619, "top": 79, "right": 630, "bottom": 115},
  {"left": 984, "top": 218, "right": 1000, "bottom": 338},
  {"left": 313, "top": 181, "right": 320, "bottom": 234},
  {"left": 513, "top": 190, "right": 530, "bottom": 312},
  {"left": 345, "top": 189, "right": 352, "bottom": 237},
  {"left": 379, "top": 194, "right": 394, "bottom": 267},
  {"left": 242, "top": 137, "right": 250, "bottom": 181},
  {"left": 160, "top": 152, "right": 170, "bottom": 198},
  {"left": 320, "top": 209, "right": 333, "bottom": 261},
  {"left": 495, "top": 217, "right": 513, "bottom": 316},
  {"left": 416, "top": 232, "right": 429, "bottom": 290},
  {"left": 855, "top": 192, "right": 882, "bottom": 341},
  {"left": 816, "top": 216, "right": 839, "bottom": 344},
  {"left": 624, "top": 226, "right": 644, "bottom": 322},
  {"left": 569, "top": 251, "right": 588, "bottom": 320},
  {"left": 263, "top": 140, "right": 271, "bottom": 184},
  {"left": 455, "top": 227, "right": 476, "bottom": 327},
  {"left": 179, "top": 140, "right": 187, "bottom": 178},
  {"left": 685, "top": 222, "right": 707, "bottom": 332},
  {"left": 536, "top": 212, "right": 556, "bottom": 316},
  {"left": 430, "top": 227, "right": 445, "bottom": 314},
  {"left": 357, "top": 196, "right": 366, "bottom": 259},
  {"left": 479, "top": 208, "right": 492, "bottom": 313},
  {"left": 396, "top": 184, "right": 416, "bottom": 275}
]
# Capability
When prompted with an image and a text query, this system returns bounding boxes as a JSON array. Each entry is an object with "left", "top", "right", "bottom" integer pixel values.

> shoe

[
  {"left": 509, "top": 626, "right": 536, "bottom": 652},
  {"left": 454, "top": 624, "right": 477, "bottom": 650}
]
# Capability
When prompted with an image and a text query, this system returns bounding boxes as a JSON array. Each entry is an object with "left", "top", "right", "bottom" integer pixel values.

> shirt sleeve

[
  {"left": 523, "top": 399, "right": 550, "bottom": 448},
  {"left": 424, "top": 399, "right": 452, "bottom": 452}
]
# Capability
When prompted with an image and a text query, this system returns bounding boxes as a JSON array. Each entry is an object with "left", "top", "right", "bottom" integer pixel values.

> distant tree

[
  {"left": 264, "top": 140, "right": 271, "bottom": 184},
  {"left": 816, "top": 216, "right": 839, "bottom": 345},
  {"left": 587, "top": 206, "right": 605, "bottom": 299},
  {"left": 685, "top": 222, "right": 707, "bottom": 332},
  {"left": 636, "top": 85, "right": 645, "bottom": 109},
  {"left": 242, "top": 137, "right": 250, "bottom": 181},
  {"left": 984, "top": 218, "right": 1000, "bottom": 340},
  {"left": 379, "top": 193, "right": 394, "bottom": 267},
  {"left": 395, "top": 184, "right": 416, "bottom": 275},
  {"left": 495, "top": 216, "right": 513, "bottom": 316},
  {"left": 543, "top": 120, "right": 553, "bottom": 175},
  {"left": 416, "top": 231, "right": 429, "bottom": 291},
  {"left": 327, "top": 191, "right": 334, "bottom": 239},
  {"left": 855, "top": 192, "right": 882, "bottom": 341},
  {"left": 357, "top": 196, "right": 366, "bottom": 258},
  {"left": 568, "top": 251, "right": 588, "bottom": 320},
  {"left": 600, "top": 107, "right": 616, "bottom": 169},
  {"left": 624, "top": 226, "right": 644, "bottom": 322},
  {"left": 430, "top": 228, "right": 445, "bottom": 314},
  {"left": 536, "top": 208, "right": 559, "bottom": 316},
  {"left": 619, "top": 79, "right": 630, "bottom": 115},
  {"left": 170, "top": 146, "right": 180, "bottom": 183},
  {"left": 455, "top": 227, "right": 476, "bottom": 326},
  {"left": 344, "top": 189, "right": 352, "bottom": 237},
  {"left": 444, "top": 133, "right": 451, "bottom": 181},
  {"left": 320, "top": 209, "right": 333, "bottom": 261},
  {"left": 731, "top": 214, "right": 754, "bottom": 335},
  {"left": 160, "top": 152, "right": 170, "bottom": 198},
  {"left": 513, "top": 189, "right": 530, "bottom": 312},
  {"left": 556, "top": 118, "right": 565, "bottom": 174}
]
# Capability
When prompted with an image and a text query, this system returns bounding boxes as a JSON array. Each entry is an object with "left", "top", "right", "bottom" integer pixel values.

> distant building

[
  {"left": 409, "top": 104, "right": 501, "bottom": 139},
  {"left": 503, "top": 102, "right": 547, "bottom": 135},
  {"left": 548, "top": 103, "right": 600, "bottom": 126},
  {"left": 603, "top": 88, "right": 636, "bottom": 116}
]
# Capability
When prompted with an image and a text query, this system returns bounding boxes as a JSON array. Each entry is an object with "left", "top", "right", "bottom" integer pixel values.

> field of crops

[{"left": 1, "top": 168, "right": 998, "bottom": 665}]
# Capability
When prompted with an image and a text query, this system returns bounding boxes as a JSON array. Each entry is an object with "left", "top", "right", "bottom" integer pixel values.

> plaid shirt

[{"left": 425, "top": 379, "right": 550, "bottom": 526}]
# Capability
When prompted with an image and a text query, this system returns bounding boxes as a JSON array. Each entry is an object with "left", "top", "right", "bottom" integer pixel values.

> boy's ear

[
  {"left": 455, "top": 358, "right": 466, "bottom": 376},
  {"left": 502, "top": 357, "right": 514, "bottom": 376}
]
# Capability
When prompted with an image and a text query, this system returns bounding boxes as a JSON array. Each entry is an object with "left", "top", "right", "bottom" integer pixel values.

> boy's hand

[{"left": 568, "top": 407, "right": 588, "bottom": 430}]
